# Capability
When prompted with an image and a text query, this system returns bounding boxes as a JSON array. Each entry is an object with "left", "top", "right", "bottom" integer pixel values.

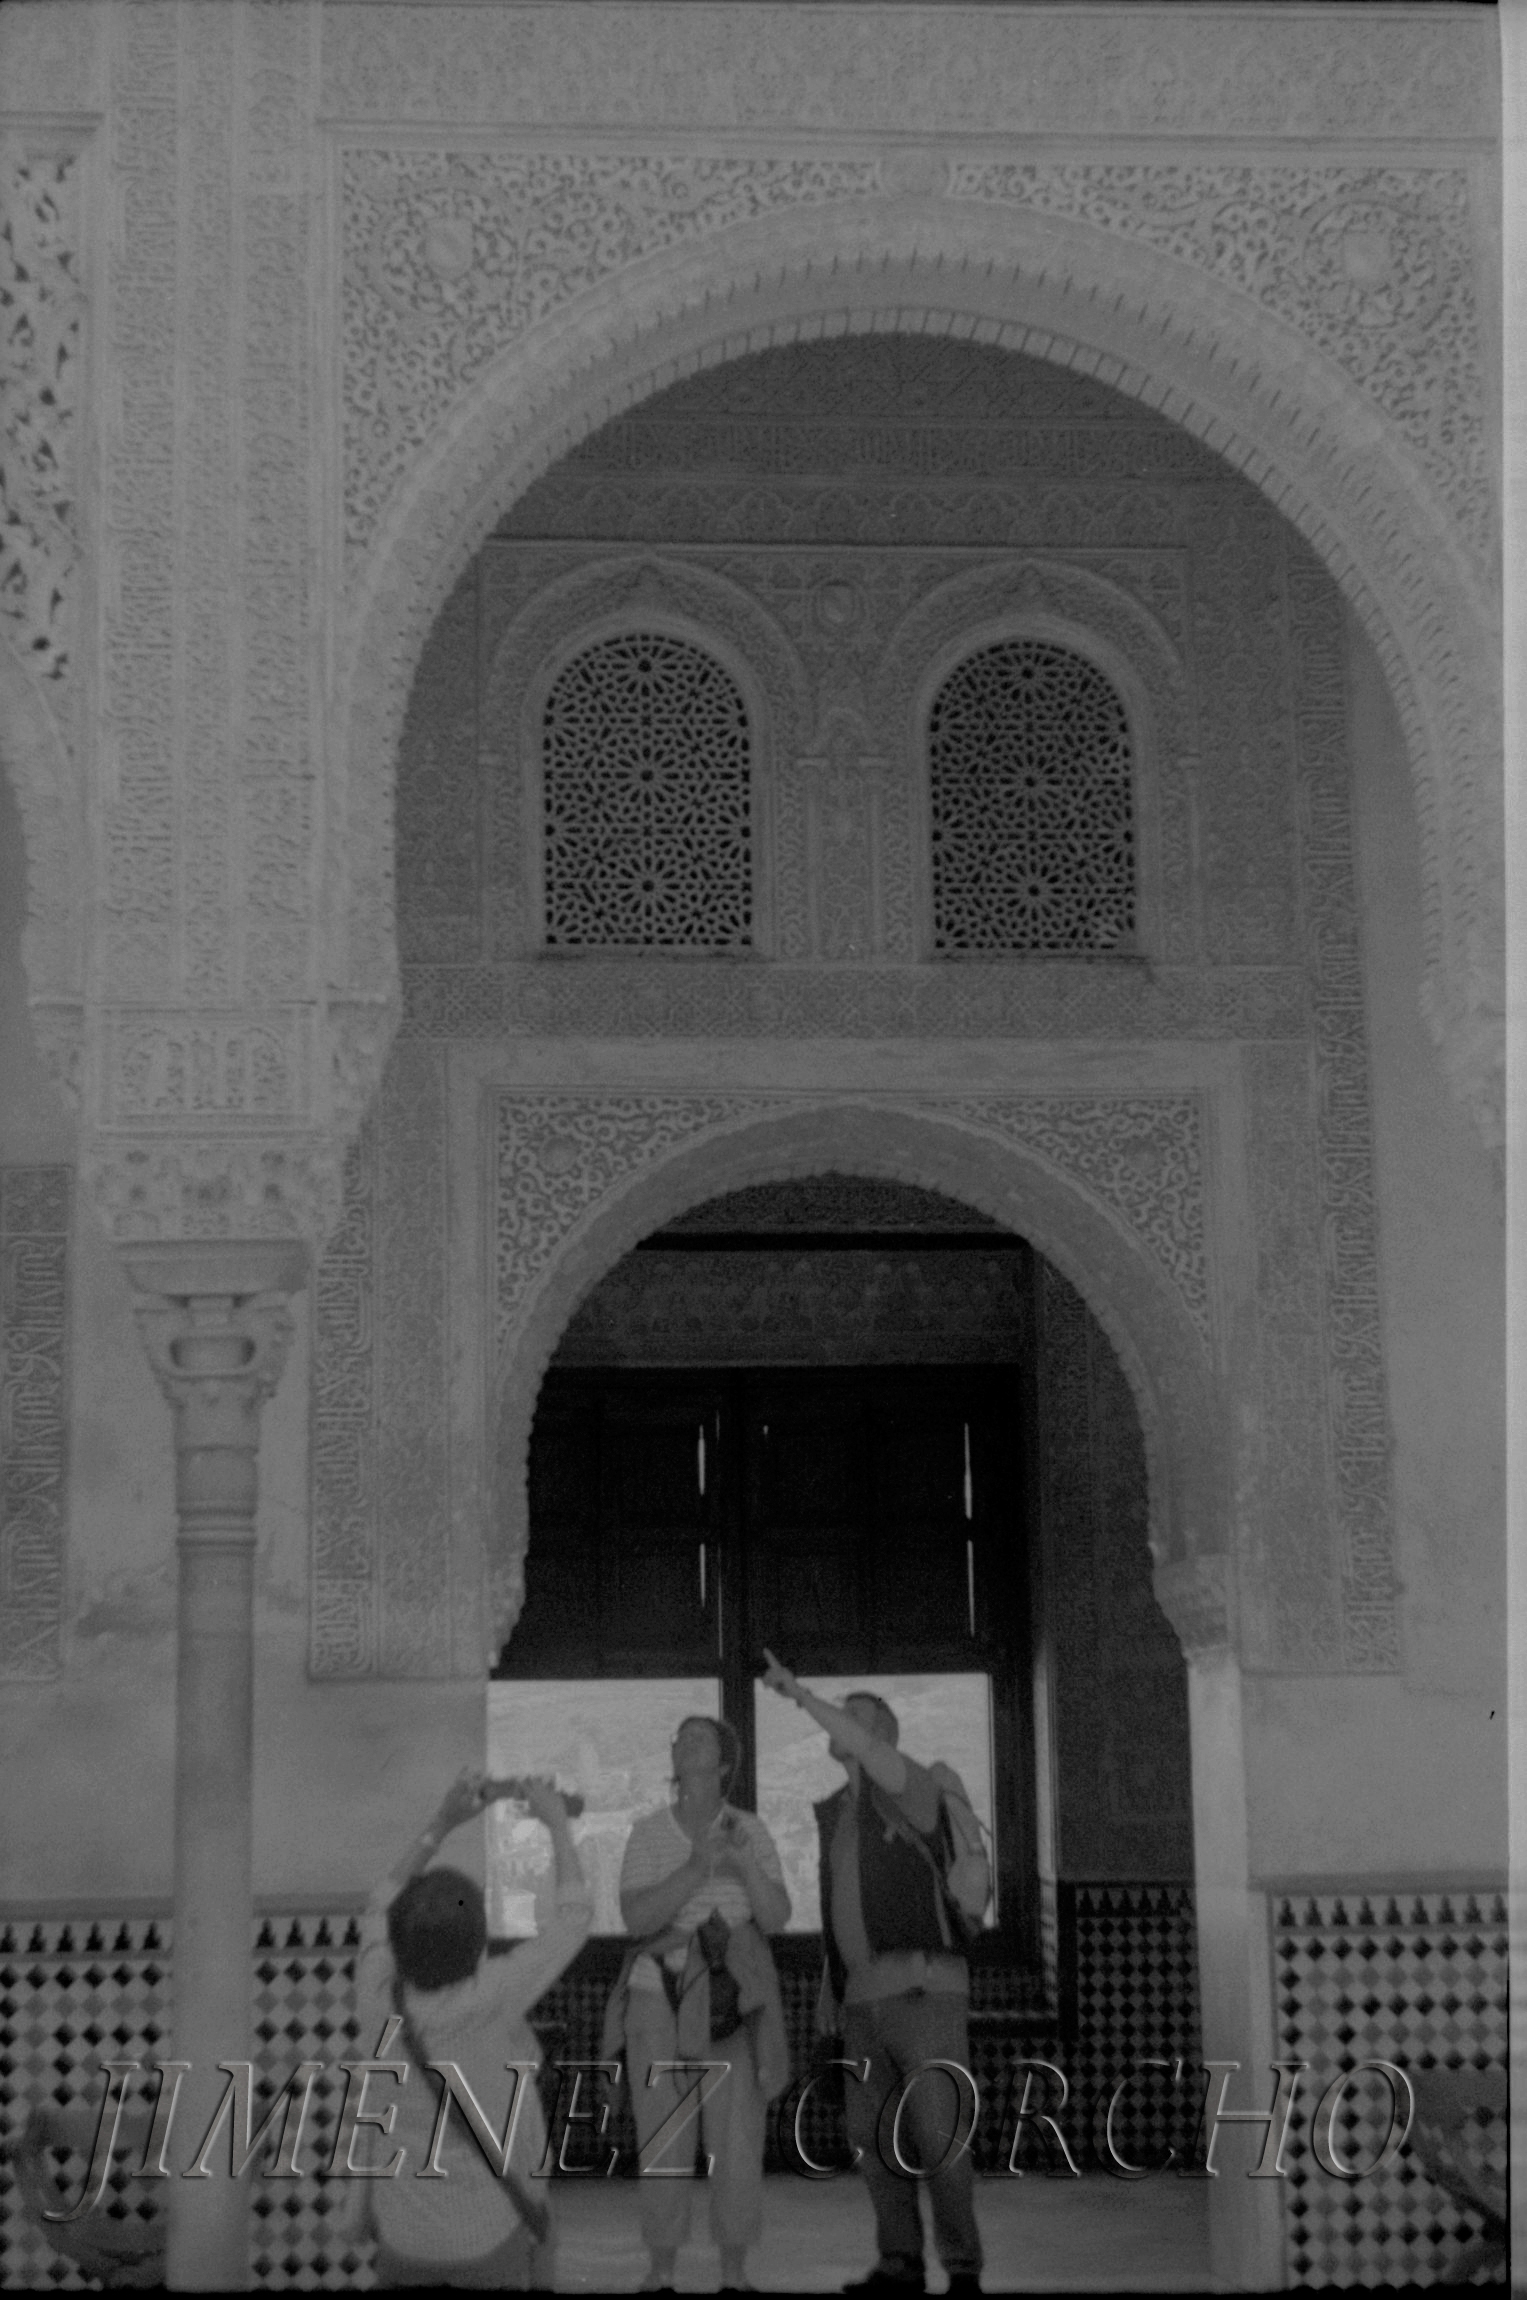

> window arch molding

[
  {"left": 877, "top": 563, "right": 1191, "bottom": 965},
  {"left": 482, "top": 556, "right": 812, "bottom": 957}
]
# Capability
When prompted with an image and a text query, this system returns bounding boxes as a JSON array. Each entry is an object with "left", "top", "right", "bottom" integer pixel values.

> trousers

[
  {"left": 624, "top": 1987, "right": 769, "bottom": 2257},
  {"left": 843, "top": 1991, "right": 984, "bottom": 2282}
]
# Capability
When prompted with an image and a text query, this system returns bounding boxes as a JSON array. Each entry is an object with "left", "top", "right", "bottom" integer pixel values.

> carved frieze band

[
  {"left": 83, "top": 1132, "right": 342, "bottom": 1248},
  {"left": 341, "top": 151, "right": 1487, "bottom": 570},
  {"left": 98, "top": 1009, "right": 314, "bottom": 1126},
  {"left": 310, "top": 1116, "right": 377, "bottom": 1677},
  {"left": 100, "top": 0, "right": 178, "bottom": 996},
  {"left": 0, "top": 1167, "right": 71, "bottom": 1682},
  {"left": 241, "top": 0, "right": 320, "bottom": 1008},
  {"left": 1287, "top": 549, "right": 1398, "bottom": 1672},
  {"left": 399, "top": 960, "right": 1308, "bottom": 1045},
  {"left": 320, "top": 9, "right": 1491, "bottom": 144}
]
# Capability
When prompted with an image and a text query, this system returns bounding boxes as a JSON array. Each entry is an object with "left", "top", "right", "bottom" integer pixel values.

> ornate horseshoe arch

[
  {"left": 484, "top": 1096, "right": 1229, "bottom": 1668},
  {"left": 336, "top": 203, "right": 1500, "bottom": 1143}
]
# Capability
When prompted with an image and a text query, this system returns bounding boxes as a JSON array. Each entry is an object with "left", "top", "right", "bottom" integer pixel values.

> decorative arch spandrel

[{"left": 333, "top": 212, "right": 1499, "bottom": 1146}]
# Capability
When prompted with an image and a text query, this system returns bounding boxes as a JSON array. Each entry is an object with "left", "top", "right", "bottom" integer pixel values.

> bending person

[
  {"left": 354, "top": 1769, "right": 593, "bottom": 2289},
  {"left": 610, "top": 1714, "right": 790, "bottom": 2295},
  {"left": 760, "top": 1654, "right": 983, "bottom": 2299}
]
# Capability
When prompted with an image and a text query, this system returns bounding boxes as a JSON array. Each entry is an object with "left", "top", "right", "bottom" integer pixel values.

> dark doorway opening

[
  {"left": 507, "top": 1360, "right": 1038, "bottom": 1963},
  {"left": 490, "top": 1177, "right": 1198, "bottom": 2174}
]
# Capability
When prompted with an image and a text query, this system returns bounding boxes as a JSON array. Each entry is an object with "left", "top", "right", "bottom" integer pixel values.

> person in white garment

[
  {"left": 614, "top": 1715, "right": 790, "bottom": 2295},
  {"left": 354, "top": 1769, "right": 592, "bottom": 2289}
]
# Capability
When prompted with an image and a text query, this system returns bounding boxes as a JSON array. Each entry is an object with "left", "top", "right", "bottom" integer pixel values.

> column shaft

[
  {"left": 127, "top": 1259, "right": 301, "bottom": 2292},
  {"left": 169, "top": 1529, "right": 257, "bottom": 2288}
]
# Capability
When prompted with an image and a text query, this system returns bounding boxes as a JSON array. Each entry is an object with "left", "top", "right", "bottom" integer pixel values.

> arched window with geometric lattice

[
  {"left": 927, "top": 640, "right": 1135, "bottom": 954},
  {"left": 540, "top": 631, "right": 755, "bottom": 950}
]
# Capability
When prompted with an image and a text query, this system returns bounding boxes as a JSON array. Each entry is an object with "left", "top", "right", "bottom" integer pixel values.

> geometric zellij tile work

[
  {"left": 0, "top": 1915, "right": 367, "bottom": 2292},
  {"left": 1, "top": 1895, "right": 1201, "bottom": 2289},
  {"left": 2, "top": 1889, "right": 1503, "bottom": 2288},
  {"left": 1274, "top": 1891, "right": 1508, "bottom": 2289}
]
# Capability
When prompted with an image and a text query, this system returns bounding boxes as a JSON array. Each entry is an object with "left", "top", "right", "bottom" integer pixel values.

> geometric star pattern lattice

[
  {"left": 542, "top": 632, "right": 754, "bottom": 949},
  {"left": 929, "top": 641, "right": 1134, "bottom": 953}
]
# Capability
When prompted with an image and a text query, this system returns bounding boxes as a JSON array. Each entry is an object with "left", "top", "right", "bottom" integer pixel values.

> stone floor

[{"left": 551, "top": 2173, "right": 1214, "bottom": 2292}]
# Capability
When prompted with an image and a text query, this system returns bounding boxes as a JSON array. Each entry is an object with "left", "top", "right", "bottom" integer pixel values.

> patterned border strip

[
  {"left": 0, "top": 1167, "right": 71, "bottom": 1681},
  {"left": 1286, "top": 548, "right": 1399, "bottom": 1671},
  {"left": 398, "top": 960, "right": 1310, "bottom": 1043}
]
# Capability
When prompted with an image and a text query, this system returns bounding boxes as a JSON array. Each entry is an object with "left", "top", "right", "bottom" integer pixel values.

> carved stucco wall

[
  {"left": 2, "top": 3, "right": 348, "bottom": 1248},
  {"left": 329, "top": 87, "right": 1500, "bottom": 1144},
  {"left": 555, "top": 1244, "right": 1029, "bottom": 1368},
  {"left": 341, "top": 338, "right": 1394, "bottom": 1677},
  {"left": 0, "top": 3, "right": 1501, "bottom": 1277},
  {"left": 0, "top": 6, "right": 1459, "bottom": 1705}
]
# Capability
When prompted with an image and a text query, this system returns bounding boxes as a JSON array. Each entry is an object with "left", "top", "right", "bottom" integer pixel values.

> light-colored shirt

[
  {"left": 355, "top": 1872, "right": 593, "bottom": 2264},
  {"left": 619, "top": 1803, "right": 787, "bottom": 1992}
]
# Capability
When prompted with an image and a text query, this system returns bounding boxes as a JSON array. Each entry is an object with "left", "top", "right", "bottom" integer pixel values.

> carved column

[
  {"left": 124, "top": 1242, "right": 306, "bottom": 2292},
  {"left": 1156, "top": 1556, "right": 1284, "bottom": 2291}
]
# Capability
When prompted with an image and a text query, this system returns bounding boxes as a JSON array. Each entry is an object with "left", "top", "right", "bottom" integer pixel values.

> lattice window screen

[
  {"left": 928, "top": 641, "right": 1135, "bottom": 953},
  {"left": 541, "top": 633, "right": 754, "bottom": 949}
]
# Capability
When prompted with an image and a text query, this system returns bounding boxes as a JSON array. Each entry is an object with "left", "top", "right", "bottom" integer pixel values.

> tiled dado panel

[
  {"left": 0, "top": 1913, "right": 369, "bottom": 2292},
  {"left": 1274, "top": 1890, "right": 1508, "bottom": 2289},
  {"left": 1, "top": 1884, "right": 1200, "bottom": 2285}
]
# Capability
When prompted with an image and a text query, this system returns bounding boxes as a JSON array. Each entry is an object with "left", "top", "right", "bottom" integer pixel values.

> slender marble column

[
  {"left": 1156, "top": 1557, "right": 1285, "bottom": 2292},
  {"left": 125, "top": 1242, "right": 307, "bottom": 2293}
]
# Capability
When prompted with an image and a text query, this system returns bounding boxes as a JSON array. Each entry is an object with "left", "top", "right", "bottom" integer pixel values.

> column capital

[
  {"left": 124, "top": 1243, "right": 305, "bottom": 1471},
  {"left": 1154, "top": 1553, "right": 1235, "bottom": 1658},
  {"left": 121, "top": 1238, "right": 309, "bottom": 1304}
]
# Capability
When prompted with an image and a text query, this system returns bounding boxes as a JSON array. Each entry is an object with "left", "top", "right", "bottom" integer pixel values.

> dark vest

[{"left": 814, "top": 1777, "right": 951, "bottom": 2003}]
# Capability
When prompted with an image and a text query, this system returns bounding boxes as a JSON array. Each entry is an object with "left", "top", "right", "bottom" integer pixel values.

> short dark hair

[
  {"left": 674, "top": 1712, "right": 741, "bottom": 1793},
  {"left": 845, "top": 1691, "right": 900, "bottom": 1745},
  {"left": 387, "top": 1866, "right": 486, "bottom": 1992}
]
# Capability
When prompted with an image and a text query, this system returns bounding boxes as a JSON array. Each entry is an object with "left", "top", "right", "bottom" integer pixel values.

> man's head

[
  {"left": 830, "top": 1690, "right": 900, "bottom": 1770},
  {"left": 387, "top": 1866, "right": 486, "bottom": 1992},
  {"left": 671, "top": 1712, "right": 740, "bottom": 1798}
]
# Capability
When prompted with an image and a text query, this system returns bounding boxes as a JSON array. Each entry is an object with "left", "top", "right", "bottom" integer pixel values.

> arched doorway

[
  {"left": 326, "top": 319, "right": 1382, "bottom": 2287},
  {"left": 488, "top": 1172, "right": 1201, "bottom": 2180}
]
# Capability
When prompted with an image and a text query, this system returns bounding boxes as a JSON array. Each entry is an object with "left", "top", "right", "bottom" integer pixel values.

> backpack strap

[{"left": 391, "top": 1974, "right": 551, "bottom": 2249}]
